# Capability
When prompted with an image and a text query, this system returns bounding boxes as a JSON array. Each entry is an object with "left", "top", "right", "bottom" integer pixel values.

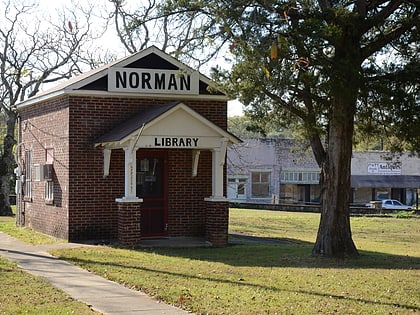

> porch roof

[
  {"left": 94, "top": 102, "right": 179, "bottom": 144},
  {"left": 94, "top": 101, "right": 241, "bottom": 149}
]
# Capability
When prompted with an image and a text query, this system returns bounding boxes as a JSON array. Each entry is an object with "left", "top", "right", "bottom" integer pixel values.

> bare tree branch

[{"left": 0, "top": 0, "right": 104, "bottom": 215}]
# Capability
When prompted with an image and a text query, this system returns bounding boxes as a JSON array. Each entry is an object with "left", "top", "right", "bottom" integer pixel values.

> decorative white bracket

[
  {"left": 103, "top": 149, "right": 111, "bottom": 178},
  {"left": 192, "top": 150, "right": 200, "bottom": 177},
  {"left": 219, "top": 138, "right": 228, "bottom": 166}
]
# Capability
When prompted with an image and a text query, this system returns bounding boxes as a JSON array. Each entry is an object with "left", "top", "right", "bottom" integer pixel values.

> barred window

[
  {"left": 45, "top": 181, "right": 54, "bottom": 204},
  {"left": 45, "top": 147, "right": 54, "bottom": 204}
]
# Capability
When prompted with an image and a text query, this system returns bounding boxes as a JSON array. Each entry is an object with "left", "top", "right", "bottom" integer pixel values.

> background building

[
  {"left": 351, "top": 151, "right": 419, "bottom": 206},
  {"left": 227, "top": 138, "right": 419, "bottom": 207}
]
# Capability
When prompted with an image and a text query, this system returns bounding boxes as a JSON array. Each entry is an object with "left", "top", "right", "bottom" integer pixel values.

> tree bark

[
  {"left": 312, "top": 97, "right": 359, "bottom": 257},
  {"left": 0, "top": 113, "right": 16, "bottom": 216}
]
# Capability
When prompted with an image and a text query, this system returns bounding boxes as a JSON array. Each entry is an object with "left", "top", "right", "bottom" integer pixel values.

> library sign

[
  {"left": 154, "top": 137, "right": 199, "bottom": 147},
  {"left": 108, "top": 68, "right": 200, "bottom": 95},
  {"left": 136, "top": 135, "right": 221, "bottom": 149}
]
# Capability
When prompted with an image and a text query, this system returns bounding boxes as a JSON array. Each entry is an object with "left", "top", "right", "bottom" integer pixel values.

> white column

[
  {"left": 116, "top": 146, "right": 142, "bottom": 202},
  {"left": 205, "top": 147, "right": 227, "bottom": 201}
]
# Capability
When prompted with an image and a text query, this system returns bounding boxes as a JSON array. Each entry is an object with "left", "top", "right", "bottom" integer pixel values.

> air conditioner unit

[{"left": 42, "top": 164, "right": 53, "bottom": 181}]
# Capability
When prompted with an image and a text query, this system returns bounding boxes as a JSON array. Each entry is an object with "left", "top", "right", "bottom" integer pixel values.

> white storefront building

[{"left": 227, "top": 138, "right": 419, "bottom": 207}]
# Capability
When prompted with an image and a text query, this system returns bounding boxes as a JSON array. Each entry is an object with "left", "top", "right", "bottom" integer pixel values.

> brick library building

[{"left": 15, "top": 46, "right": 240, "bottom": 246}]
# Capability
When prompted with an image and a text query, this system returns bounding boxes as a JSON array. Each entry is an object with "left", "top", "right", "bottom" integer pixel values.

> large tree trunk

[
  {"left": 312, "top": 96, "right": 359, "bottom": 257},
  {"left": 0, "top": 113, "right": 16, "bottom": 216}
]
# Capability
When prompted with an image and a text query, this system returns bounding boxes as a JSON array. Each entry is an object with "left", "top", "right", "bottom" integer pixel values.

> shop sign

[
  {"left": 367, "top": 162, "right": 401, "bottom": 175},
  {"left": 108, "top": 68, "right": 199, "bottom": 95}
]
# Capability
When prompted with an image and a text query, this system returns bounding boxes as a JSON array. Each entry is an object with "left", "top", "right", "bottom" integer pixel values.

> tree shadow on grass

[
  {"left": 53, "top": 241, "right": 420, "bottom": 313},
  {"left": 128, "top": 234, "right": 420, "bottom": 270}
]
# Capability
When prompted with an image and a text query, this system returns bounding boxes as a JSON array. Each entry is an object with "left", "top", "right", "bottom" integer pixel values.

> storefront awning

[{"left": 351, "top": 175, "right": 420, "bottom": 188}]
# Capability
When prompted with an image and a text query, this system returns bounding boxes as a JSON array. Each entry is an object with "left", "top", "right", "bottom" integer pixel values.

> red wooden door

[{"left": 136, "top": 151, "right": 168, "bottom": 237}]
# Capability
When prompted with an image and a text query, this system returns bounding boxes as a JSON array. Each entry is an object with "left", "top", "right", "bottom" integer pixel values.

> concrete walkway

[{"left": 0, "top": 232, "right": 191, "bottom": 315}]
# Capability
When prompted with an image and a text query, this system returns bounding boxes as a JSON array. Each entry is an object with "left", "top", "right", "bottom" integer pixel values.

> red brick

[{"left": 18, "top": 95, "right": 229, "bottom": 244}]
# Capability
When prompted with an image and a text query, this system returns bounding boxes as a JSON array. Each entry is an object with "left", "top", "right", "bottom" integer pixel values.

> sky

[
  {"left": 38, "top": 0, "right": 244, "bottom": 116},
  {"left": 228, "top": 100, "right": 244, "bottom": 117}
]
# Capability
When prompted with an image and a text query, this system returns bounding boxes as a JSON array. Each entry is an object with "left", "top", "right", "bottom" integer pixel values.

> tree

[
  {"left": 0, "top": 0, "right": 102, "bottom": 216},
  {"left": 228, "top": 115, "right": 293, "bottom": 138},
  {"left": 106, "top": 0, "right": 230, "bottom": 69},
  {"left": 164, "top": 0, "right": 419, "bottom": 257}
]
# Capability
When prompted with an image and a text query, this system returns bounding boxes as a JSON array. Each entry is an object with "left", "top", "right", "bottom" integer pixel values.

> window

[
  {"left": 227, "top": 177, "right": 247, "bottom": 199},
  {"left": 46, "top": 148, "right": 54, "bottom": 164},
  {"left": 45, "top": 148, "right": 54, "bottom": 204},
  {"left": 251, "top": 171, "right": 270, "bottom": 197},
  {"left": 24, "top": 150, "right": 32, "bottom": 199},
  {"left": 281, "top": 171, "right": 320, "bottom": 184},
  {"left": 45, "top": 181, "right": 54, "bottom": 204},
  {"left": 33, "top": 164, "right": 42, "bottom": 181},
  {"left": 237, "top": 179, "right": 246, "bottom": 195}
]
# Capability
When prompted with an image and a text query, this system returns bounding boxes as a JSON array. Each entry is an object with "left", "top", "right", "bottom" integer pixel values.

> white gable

[
  {"left": 17, "top": 46, "right": 227, "bottom": 109},
  {"left": 118, "top": 103, "right": 239, "bottom": 150}
]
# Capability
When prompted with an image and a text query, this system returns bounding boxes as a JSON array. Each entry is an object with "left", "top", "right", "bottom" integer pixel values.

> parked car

[{"left": 368, "top": 199, "right": 413, "bottom": 210}]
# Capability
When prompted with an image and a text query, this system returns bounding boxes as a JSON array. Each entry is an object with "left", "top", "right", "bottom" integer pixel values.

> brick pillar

[
  {"left": 205, "top": 200, "right": 229, "bottom": 247},
  {"left": 117, "top": 201, "right": 142, "bottom": 247}
]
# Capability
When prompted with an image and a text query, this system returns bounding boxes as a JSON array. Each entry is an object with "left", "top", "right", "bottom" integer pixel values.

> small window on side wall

[
  {"left": 45, "top": 148, "right": 54, "bottom": 205},
  {"left": 24, "top": 150, "right": 32, "bottom": 200},
  {"left": 45, "top": 181, "right": 54, "bottom": 205},
  {"left": 46, "top": 148, "right": 54, "bottom": 164}
]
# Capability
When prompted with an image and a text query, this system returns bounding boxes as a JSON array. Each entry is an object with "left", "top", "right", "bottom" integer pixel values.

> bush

[{"left": 394, "top": 210, "right": 415, "bottom": 218}]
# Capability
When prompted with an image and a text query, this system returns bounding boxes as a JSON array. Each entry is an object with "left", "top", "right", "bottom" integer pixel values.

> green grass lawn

[
  {"left": 0, "top": 257, "right": 99, "bottom": 315},
  {"left": 0, "top": 216, "right": 97, "bottom": 314},
  {"left": 1, "top": 209, "right": 419, "bottom": 314},
  {"left": 52, "top": 209, "right": 419, "bottom": 315}
]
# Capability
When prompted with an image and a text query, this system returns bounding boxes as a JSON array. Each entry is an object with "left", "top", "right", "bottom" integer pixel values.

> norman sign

[{"left": 108, "top": 67, "right": 199, "bottom": 95}]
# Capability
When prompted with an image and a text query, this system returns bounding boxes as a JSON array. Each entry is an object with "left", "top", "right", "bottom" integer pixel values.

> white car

[{"left": 380, "top": 199, "right": 413, "bottom": 210}]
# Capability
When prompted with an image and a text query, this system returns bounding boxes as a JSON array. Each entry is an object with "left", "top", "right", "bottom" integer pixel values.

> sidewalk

[{"left": 0, "top": 232, "right": 191, "bottom": 315}]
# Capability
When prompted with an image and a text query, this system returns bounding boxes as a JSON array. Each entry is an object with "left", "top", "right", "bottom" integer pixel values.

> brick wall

[
  {"left": 118, "top": 201, "right": 142, "bottom": 246},
  {"left": 167, "top": 149, "right": 213, "bottom": 237},
  {"left": 206, "top": 200, "right": 229, "bottom": 246},
  {"left": 18, "top": 97, "right": 70, "bottom": 239},
  {"left": 18, "top": 95, "right": 229, "bottom": 244}
]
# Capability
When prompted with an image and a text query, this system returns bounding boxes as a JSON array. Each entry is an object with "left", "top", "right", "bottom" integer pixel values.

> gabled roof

[
  {"left": 17, "top": 46, "right": 226, "bottom": 109},
  {"left": 95, "top": 102, "right": 241, "bottom": 149}
]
